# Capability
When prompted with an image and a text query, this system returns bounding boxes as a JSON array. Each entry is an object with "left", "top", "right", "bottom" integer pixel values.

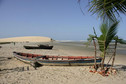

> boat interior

[{"left": 13, "top": 52, "right": 99, "bottom": 61}]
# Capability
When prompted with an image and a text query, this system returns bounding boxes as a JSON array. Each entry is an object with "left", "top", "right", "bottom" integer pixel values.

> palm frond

[
  {"left": 86, "top": 34, "right": 96, "bottom": 47},
  {"left": 105, "top": 21, "right": 119, "bottom": 49},
  {"left": 100, "top": 23, "right": 108, "bottom": 37},
  {"left": 93, "top": 27, "right": 97, "bottom": 37},
  {"left": 117, "top": 39, "right": 126, "bottom": 44},
  {"left": 97, "top": 35, "right": 105, "bottom": 52},
  {"left": 88, "top": 0, "right": 126, "bottom": 22},
  {"left": 113, "top": 36, "right": 126, "bottom": 44},
  {"left": 96, "top": 21, "right": 119, "bottom": 52},
  {"left": 97, "top": 23, "right": 108, "bottom": 52}
]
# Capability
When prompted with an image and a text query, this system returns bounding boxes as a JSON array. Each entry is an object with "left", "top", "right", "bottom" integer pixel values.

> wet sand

[{"left": 0, "top": 41, "right": 126, "bottom": 84}]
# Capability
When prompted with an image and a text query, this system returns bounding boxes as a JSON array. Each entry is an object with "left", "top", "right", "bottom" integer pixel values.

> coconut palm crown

[{"left": 78, "top": 0, "right": 126, "bottom": 22}]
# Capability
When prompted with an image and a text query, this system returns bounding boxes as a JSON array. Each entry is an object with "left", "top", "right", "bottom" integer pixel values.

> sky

[{"left": 0, "top": 0, "right": 126, "bottom": 40}]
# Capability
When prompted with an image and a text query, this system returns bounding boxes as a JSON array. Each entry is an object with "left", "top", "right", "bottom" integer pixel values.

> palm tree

[
  {"left": 78, "top": 0, "right": 126, "bottom": 71},
  {"left": 78, "top": 0, "right": 126, "bottom": 22},
  {"left": 87, "top": 21, "right": 126, "bottom": 70}
]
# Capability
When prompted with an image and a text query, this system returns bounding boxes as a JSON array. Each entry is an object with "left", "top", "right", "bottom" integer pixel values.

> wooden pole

[
  {"left": 93, "top": 38, "right": 97, "bottom": 70},
  {"left": 111, "top": 40, "right": 117, "bottom": 67}
]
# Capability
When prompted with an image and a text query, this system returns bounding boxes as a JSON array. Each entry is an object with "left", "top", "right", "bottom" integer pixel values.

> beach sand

[{"left": 0, "top": 41, "right": 126, "bottom": 84}]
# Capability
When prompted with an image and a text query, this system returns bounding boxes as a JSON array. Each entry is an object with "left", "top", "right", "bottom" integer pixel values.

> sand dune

[{"left": 0, "top": 36, "right": 52, "bottom": 42}]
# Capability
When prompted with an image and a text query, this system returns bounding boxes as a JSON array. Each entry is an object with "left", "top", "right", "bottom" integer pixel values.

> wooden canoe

[
  {"left": 13, "top": 51, "right": 42, "bottom": 63},
  {"left": 13, "top": 51, "right": 102, "bottom": 66},
  {"left": 24, "top": 44, "right": 53, "bottom": 49},
  {"left": 38, "top": 44, "right": 53, "bottom": 49},
  {"left": 24, "top": 45, "right": 41, "bottom": 49}
]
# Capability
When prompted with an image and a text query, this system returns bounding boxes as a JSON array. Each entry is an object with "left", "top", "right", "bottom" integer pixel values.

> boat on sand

[
  {"left": 13, "top": 51, "right": 41, "bottom": 63},
  {"left": 24, "top": 44, "right": 53, "bottom": 49},
  {"left": 13, "top": 51, "right": 102, "bottom": 66}
]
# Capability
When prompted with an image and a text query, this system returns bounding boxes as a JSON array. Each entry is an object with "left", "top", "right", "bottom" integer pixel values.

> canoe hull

[
  {"left": 14, "top": 53, "right": 35, "bottom": 63},
  {"left": 24, "top": 45, "right": 53, "bottom": 49},
  {"left": 39, "top": 45, "right": 53, "bottom": 49},
  {"left": 37, "top": 59, "right": 102, "bottom": 66},
  {"left": 24, "top": 46, "right": 41, "bottom": 49},
  {"left": 13, "top": 51, "right": 102, "bottom": 66}
]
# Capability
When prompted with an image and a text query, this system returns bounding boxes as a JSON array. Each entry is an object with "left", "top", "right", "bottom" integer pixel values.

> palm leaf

[
  {"left": 117, "top": 39, "right": 126, "bottom": 44},
  {"left": 88, "top": 0, "right": 126, "bottom": 21},
  {"left": 100, "top": 23, "right": 108, "bottom": 38},
  {"left": 96, "top": 21, "right": 119, "bottom": 52},
  {"left": 93, "top": 27, "right": 97, "bottom": 37},
  {"left": 105, "top": 21, "right": 119, "bottom": 49},
  {"left": 113, "top": 36, "right": 126, "bottom": 44},
  {"left": 86, "top": 34, "right": 96, "bottom": 47},
  {"left": 97, "top": 38, "right": 105, "bottom": 52}
]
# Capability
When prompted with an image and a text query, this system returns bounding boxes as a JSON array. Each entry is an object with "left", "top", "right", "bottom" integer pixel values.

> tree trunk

[
  {"left": 111, "top": 40, "right": 117, "bottom": 67},
  {"left": 101, "top": 41, "right": 106, "bottom": 70},
  {"left": 93, "top": 38, "right": 97, "bottom": 70}
]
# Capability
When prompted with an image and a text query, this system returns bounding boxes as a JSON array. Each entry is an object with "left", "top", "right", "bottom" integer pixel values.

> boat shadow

[
  {"left": 0, "top": 57, "right": 13, "bottom": 61},
  {"left": 97, "top": 64, "right": 126, "bottom": 71},
  {"left": 113, "top": 65, "right": 126, "bottom": 71},
  {"left": 0, "top": 66, "right": 35, "bottom": 74},
  {"left": 30, "top": 62, "right": 43, "bottom": 69}
]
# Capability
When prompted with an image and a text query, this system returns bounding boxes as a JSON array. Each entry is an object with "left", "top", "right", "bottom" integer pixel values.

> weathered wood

[
  {"left": 93, "top": 38, "right": 97, "bottom": 70},
  {"left": 13, "top": 51, "right": 102, "bottom": 66}
]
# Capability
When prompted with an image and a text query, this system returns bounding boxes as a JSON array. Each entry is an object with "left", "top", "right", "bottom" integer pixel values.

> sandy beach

[
  {"left": 0, "top": 0, "right": 126, "bottom": 83},
  {"left": 0, "top": 40, "right": 126, "bottom": 84}
]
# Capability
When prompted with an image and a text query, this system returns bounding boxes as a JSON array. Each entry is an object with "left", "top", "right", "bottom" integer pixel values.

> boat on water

[
  {"left": 24, "top": 44, "right": 53, "bottom": 49},
  {"left": 13, "top": 51, "right": 102, "bottom": 66}
]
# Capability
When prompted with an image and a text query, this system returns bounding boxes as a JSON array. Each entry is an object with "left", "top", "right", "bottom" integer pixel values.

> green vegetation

[
  {"left": 70, "top": 0, "right": 126, "bottom": 76},
  {"left": 78, "top": 0, "right": 126, "bottom": 22},
  {"left": 78, "top": 0, "right": 126, "bottom": 71},
  {"left": 87, "top": 21, "right": 126, "bottom": 70}
]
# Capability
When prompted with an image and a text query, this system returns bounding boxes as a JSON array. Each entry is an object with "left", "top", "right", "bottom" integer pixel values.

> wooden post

[
  {"left": 111, "top": 40, "right": 117, "bottom": 67},
  {"left": 93, "top": 38, "right": 97, "bottom": 70}
]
